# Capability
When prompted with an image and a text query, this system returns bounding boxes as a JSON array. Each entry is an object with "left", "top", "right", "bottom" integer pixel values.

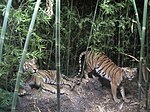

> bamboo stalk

[
  {"left": 11, "top": 0, "right": 41, "bottom": 111},
  {"left": 80, "top": 0, "right": 99, "bottom": 81},
  {"left": 47, "top": 40, "right": 53, "bottom": 69},
  {"left": 66, "top": 0, "right": 73, "bottom": 76},
  {"left": 55, "top": 0, "right": 61, "bottom": 111},
  {"left": 137, "top": 0, "right": 148, "bottom": 111},
  {"left": 118, "top": 21, "right": 121, "bottom": 66},
  {"left": 144, "top": 64, "right": 149, "bottom": 110},
  {"left": 133, "top": 25, "right": 137, "bottom": 67},
  {"left": 145, "top": 12, "right": 149, "bottom": 111},
  {"left": 131, "top": 0, "right": 148, "bottom": 111},
  {"left": 0, "top": 0, "right": 13, "bottom": 62},
  {"left": 131, "top": 0, "right": 142, "bottom": 43}
]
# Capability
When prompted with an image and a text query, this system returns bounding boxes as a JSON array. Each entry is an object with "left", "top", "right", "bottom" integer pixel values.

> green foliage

[
  {"left": 0, "top": 88, "right": 13, "bottom": 111},
  {"left": 91, "top": 1, "right": 132, "bottom": 52},
  {"left": 0, "top": 0, "right": 52, "bottom": 91}
]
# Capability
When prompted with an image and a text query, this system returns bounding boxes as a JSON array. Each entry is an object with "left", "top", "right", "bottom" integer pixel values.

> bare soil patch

[{"left": 16, "top": 78, "right": 146, "bottom": 112}]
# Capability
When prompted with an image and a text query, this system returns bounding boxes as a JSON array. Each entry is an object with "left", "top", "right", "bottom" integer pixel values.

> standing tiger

[
  {"left": 23, "top": 59, "right": 75, "bottom": 94},
  {"left": 78, "top": 50, "right": 137, "bottom": 103}
]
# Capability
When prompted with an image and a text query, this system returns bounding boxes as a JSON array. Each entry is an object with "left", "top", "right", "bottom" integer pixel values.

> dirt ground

[{"left": 16, "top": 78, "right": 147, "bottom": 112}]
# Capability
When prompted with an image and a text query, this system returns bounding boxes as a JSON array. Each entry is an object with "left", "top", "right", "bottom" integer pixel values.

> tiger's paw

[
  {"left": 60, "top": 90, "right": 65, "bottom": 95},
  {"left": 114, "top": 98, "right": 121, "bottom": 103},
  {"left": 18, "top": 89, "right": 27, "bottom": 96},
  {"left": 82, "top": 78, "right": 89, "bottom": 83},
  {"left": 123, "top": 98, "right": 130, "bottom": 103}
]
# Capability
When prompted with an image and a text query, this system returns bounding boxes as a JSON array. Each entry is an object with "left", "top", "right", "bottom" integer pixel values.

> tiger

[
  {"left": 78, "top": 50, "right": 137, "bottom": 103},
  {"left": 23, "top": 58, "right": 75, "bottom": 94}
]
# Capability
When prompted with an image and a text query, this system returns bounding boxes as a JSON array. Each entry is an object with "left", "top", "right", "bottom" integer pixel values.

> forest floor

[{"left": 16, "top": 77, "right": 147, "bottom": 112}]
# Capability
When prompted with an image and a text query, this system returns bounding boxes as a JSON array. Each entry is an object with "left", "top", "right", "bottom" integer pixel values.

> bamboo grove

[
  {"left": 132, "top": 0, "right": 149, "bottom": 111},
  {"left": 0, "top": 0, "right": 149, "bottom": 112}
]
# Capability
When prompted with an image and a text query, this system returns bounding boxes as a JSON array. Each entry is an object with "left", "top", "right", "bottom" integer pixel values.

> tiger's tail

[
  {"left": 77, "top": 51, "right": 88, "bottom": 77},
  {"left": 70, "top": 51, "right": 90, "bottom": 89}
]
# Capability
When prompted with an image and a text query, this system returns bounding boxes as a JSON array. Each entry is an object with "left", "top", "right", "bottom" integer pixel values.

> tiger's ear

[
  {"left": 122, "top": 67, "right": 129, "bottom": 72},
  {"left": 123, "top": 68, "right": 130, "bottom": 74},
  {"left": 30, "top": 58, "right": 37, "bottom": 64},
  {"left": 133, "top": 68, "right": 137, "bottom": 71},
  {"left": 133, "top": 68, "right": 138, "bottom": 73}
]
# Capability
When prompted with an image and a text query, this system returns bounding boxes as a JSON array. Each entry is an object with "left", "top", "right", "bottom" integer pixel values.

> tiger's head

[
  {"left": 23, "top": 58, "right": 38, "bottom": 73},
  {"left": 122, "top": 67, "right": 137, "bottom": 80}
]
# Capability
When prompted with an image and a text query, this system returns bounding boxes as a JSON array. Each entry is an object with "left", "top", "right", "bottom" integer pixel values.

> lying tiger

[
  {"left": 22, "top": 58, "right": 76, "bottom": 94},
  {"left": 78, "top": 50, "right": 137, "bottom": 103}
]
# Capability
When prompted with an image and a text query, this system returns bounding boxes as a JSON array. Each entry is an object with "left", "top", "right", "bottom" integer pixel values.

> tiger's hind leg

[
  {"left": 111, "top": 82, "right": 121, "bottom": 103},
  {"left": 84, "top": 70, "right": 90, "bottom": 79},
  {"left": 80, "top": 70, "right": 90, "bottom": 83},
  {"left": 120, "top": 86, "right": 130, "bottom": 102}
]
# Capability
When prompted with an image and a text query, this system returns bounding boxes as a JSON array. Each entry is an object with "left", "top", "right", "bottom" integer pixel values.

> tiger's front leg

[
  {"left": 41, "top": 83, "right": 65, "bottom": 95},
  {"left": 111, "top": 82, "right": 121, "bottom": 103},
  {"left": 120, "top": 86, "right": 130, "bottom": 102}
]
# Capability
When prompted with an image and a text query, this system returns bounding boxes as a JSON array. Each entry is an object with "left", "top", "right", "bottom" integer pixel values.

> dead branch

[
  {"left": 120, "top": 52, "right": 140, "bottom": 62},
  {"left": 120, "top": 52, "right": 150, "bottom": 72}
]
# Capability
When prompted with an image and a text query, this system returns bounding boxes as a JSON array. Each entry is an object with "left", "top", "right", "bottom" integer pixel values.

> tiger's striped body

[
  {"left": 78, "top": 51, "right": 106, "bottom": 79},
  {"left": 23, "top": 59, "right": 75, "bottom": 94},
  {"left": 78, "top": 51, "right": 137, "bottom": 103}
]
